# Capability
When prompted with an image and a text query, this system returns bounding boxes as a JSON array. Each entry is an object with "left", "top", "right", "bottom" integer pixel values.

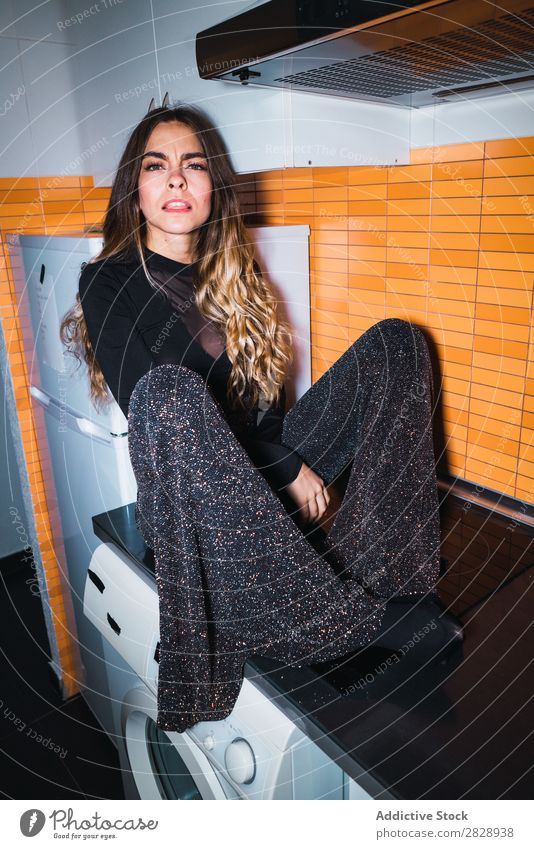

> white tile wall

[
  {"left": 2, "top": 2, "right": 533, "bottom": 183},
  {"left": 0, "top": 35, "right": 34, "bottom": 174},
  {"left": 410, "top": 88, "right": 534, "bottom": 150}
]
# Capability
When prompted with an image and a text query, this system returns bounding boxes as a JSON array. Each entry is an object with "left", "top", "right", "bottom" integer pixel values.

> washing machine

[{"left": 83, "top": 542, "right": 346, "bottom": 800}]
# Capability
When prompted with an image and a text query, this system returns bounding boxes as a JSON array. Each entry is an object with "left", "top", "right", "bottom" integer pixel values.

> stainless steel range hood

[{"left": 196, "top": 0, "right": 534, "bottom": 107}]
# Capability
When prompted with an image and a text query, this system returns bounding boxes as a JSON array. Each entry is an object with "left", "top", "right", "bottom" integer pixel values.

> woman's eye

[{"left": 143, "top": 162, "right": 207, "bottom": 172}]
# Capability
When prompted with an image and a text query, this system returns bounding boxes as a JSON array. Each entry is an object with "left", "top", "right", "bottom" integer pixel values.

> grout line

[
  {"left": 148, "top": 0, "right": 162, "bottom": 108},
  {"left": 466, "top": 148, "right": 485, "bottom": 480}
]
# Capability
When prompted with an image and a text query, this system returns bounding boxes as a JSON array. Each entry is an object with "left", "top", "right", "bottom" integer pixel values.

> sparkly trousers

[{"left": 127, "top": 318, "right": 440, "bottom": 732}]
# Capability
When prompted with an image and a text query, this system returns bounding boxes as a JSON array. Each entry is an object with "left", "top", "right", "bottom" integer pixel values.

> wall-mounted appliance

[{"left": 196, "top": 0, "right": 534, "bottom": 107}]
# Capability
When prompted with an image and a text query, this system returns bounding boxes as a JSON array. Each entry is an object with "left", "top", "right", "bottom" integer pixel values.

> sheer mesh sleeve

[{"left": 148, "top": 264, "right": 226, "bottom": 361}]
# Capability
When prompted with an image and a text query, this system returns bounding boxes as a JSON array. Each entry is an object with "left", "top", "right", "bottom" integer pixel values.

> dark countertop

[{"left": 92, "top": 495, "right": 534, "bottom": 799}]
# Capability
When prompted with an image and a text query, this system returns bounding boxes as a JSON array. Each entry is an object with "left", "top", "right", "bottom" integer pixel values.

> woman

[{"left": 61, "top": 102, "right": 462, "bottom": 733}]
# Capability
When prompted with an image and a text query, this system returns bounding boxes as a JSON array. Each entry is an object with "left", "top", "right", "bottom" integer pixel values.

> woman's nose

[{"left": 168, "top": 166, "right": 186, "bottom": 189}]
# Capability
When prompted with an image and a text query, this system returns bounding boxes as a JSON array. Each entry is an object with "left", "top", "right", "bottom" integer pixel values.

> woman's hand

[{"left": 284, "top": 461, "right": 330, "bottom": 525}]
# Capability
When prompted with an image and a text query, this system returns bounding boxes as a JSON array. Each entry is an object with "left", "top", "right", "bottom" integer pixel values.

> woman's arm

[
  {"left": 242, "top": 436, "right": 303, "bottom": 489},
  {"left": 78, "top": 261, "right": 154, "bottom": 417},
  {"left": 243, "top": 384, "right": 329, "bottom": 522}
]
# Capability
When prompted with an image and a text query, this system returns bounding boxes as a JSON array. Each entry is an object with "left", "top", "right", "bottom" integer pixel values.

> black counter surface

[{"left": 92, "top": 495, "right": 534, "bottom": 799}]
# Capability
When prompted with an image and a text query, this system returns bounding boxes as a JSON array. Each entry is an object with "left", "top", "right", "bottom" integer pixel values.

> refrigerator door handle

[
  {"left": 76, "top": 417, "right": 114, "bottom": 445},
  {"left": 29, "top": 385, "right": 51, "bottom": 407},
  {"left": 30, "top": 385, "right": 113, "bottom": 446}
]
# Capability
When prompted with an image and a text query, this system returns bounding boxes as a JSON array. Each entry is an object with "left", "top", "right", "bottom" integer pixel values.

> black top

[{"left": 78, "top": 248, "right": 303, "bottom": 491}]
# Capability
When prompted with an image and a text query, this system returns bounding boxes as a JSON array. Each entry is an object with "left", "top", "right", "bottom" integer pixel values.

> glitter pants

[{"left": 128, "top": 318, "right": 440, "bottom": 731}]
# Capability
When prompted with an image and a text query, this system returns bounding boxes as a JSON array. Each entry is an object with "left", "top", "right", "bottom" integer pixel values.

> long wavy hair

[{"left": 60, "top": 102, "right": 292, "bottom": 411}]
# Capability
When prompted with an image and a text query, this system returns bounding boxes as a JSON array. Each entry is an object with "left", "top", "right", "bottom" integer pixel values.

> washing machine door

[{"left": 122, "top": 688, "right": 228, "bottom": 800}]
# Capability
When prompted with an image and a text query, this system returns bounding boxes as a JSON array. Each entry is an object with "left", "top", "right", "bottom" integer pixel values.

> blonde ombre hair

[{"left": 60, "top": 103, "right": 292, "bottom": 411}]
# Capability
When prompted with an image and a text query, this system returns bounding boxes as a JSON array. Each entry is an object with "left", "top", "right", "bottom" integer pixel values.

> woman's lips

[{"left": 163, "top": 206, "right": 192, "bottom": 213}]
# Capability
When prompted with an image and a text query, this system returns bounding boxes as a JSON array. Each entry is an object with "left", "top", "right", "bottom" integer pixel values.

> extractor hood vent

[
  {"left": 275, "top": 7, "right": 534, "bottom": 98},
  {"left": 196, "top": 1, "right": 534, "bottom": 107}
]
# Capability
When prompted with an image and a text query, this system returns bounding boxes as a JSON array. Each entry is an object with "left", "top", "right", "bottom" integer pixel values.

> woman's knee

[
  {"left": 128, "top": 366, "right": 223, "bottom": 458},
  {"left": 129, "top": 365, "right": 221, "bottom": 471},
  {"left": 130, "top": 364, "right": 208, "bottom": 420},
  {"left": 357, "top": 318, "right": 429, "bottom": 362},
  {"left": 371, "top": 317, "right": 423, "bottom": 344}
]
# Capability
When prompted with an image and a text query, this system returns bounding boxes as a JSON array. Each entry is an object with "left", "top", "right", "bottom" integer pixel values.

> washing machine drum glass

[{"left": 146, "top": 718, "right": 202, "bottom": 800}]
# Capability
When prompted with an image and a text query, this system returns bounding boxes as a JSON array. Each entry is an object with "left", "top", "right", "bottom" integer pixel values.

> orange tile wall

[{"left": 245, "top": 137, "right": 534, "bottom": 506}]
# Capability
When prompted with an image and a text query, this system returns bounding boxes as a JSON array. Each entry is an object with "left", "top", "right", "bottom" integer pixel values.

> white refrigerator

[{"left": 7, "top": 226, "right": 311, "bottom": 741}]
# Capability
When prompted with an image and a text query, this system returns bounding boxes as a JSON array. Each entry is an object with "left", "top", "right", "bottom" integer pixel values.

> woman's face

[{"left": 137, "top": 121, "right": 213, "bottom": 261}]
